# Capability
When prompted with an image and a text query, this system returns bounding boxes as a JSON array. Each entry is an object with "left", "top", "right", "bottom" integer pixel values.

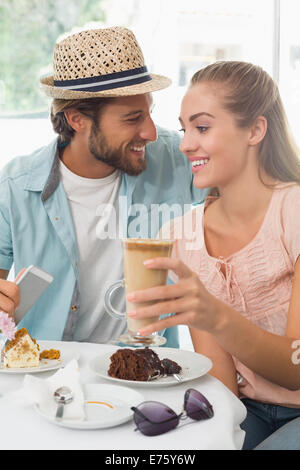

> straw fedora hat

[{"left": 40, "top": 26, "right": 171, "bottom": 99}]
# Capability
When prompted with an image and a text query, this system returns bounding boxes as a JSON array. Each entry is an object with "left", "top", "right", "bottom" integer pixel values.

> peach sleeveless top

[{"left": 162, "top": 184, "right": 300, "bottom": 406}]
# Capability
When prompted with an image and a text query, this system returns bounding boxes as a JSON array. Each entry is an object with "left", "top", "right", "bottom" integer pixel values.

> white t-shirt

[{"left": 59, "top": 160, "right": 127, "bottom": 343}]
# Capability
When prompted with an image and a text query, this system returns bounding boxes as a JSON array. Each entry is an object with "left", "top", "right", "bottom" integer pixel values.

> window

[
  {"left": 0, "top": 0, "right": 107, "bottom": 161},
  {"left": 0, "top": 0, "right": 106, "bottom": 114},
  {"left": 140, "top": 0, "right": 275, "bottom": 129},
  {"left": 0, "top": 0, "right": 299, "bottom": 161},
  {"left": 279, "top": 0, "right": 300, "bottom": 145}
]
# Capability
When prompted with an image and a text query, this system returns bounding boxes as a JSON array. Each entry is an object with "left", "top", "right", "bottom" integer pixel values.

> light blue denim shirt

[{"left": 0, "top": 126, "right": 208, "bottom": 345}]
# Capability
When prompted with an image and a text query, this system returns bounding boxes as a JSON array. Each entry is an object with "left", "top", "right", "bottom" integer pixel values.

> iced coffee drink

[{"left": 122, "top": 238, "right": 173, "bottom": 333}]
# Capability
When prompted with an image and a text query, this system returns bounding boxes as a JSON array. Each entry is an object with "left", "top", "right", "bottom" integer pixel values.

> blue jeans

[{"left": 241, "top": 398, "right": 300, "bottom": 450}]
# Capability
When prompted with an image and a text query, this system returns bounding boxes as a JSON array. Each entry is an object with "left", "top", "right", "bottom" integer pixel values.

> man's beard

[{"left": 88, "top": 122, "right": 147, "bottom": 176}]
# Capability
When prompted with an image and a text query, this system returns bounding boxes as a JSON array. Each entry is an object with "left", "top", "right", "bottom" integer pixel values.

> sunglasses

[{"left": 131, "top": 388, "right": 214, "bottom": 436}]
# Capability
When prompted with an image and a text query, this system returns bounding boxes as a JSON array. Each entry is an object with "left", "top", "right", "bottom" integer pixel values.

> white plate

[
  {"left": 35, "top": 384, "right": 144, "bottom": 429},
  {"left": 0, "top": 341, "right": 78, "bottom": 374},
  {"left": 0, "top": 358, "right": 63, "bottom": 374},
  {"left": 89, "top": 347, "right": 212, "bottom": 387}
]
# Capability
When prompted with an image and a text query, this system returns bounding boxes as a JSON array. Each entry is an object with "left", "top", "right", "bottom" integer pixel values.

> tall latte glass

[{"left": 104, "top": 238, "right": 174, "bottom": 346}]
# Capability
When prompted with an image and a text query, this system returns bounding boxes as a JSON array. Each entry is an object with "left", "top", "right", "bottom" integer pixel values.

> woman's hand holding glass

[{"left": 127, "top": 257, "right": 222, "bottom": 336}]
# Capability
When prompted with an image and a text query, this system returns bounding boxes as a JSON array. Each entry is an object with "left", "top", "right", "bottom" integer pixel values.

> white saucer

[
  {"left": 0, "top": 358, "right": 64, "bottom": 374},
  {"left": 117, "top": 333, "right": 167, "bottom": 347},
  {"left": 35, "top": 384, "right": 144, "bottom": 429}
]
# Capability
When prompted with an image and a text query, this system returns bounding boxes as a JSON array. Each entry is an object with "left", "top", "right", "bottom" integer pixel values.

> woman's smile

[{"left": 189, "top": 156, "right": 210, "bottom": 173}]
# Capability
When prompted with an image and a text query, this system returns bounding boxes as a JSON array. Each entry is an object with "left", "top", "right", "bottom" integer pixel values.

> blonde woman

[{"left": 127, "top": 61, "right": 300, "bottom": 450}]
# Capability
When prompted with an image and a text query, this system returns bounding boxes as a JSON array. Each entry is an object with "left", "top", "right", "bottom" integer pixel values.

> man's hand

[{"left": 0, "top": 268, "right": 26, "bottom": 318}]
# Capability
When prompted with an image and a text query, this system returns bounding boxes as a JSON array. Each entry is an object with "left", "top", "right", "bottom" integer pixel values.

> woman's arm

[
  {"left": 190, "top": 327, "right": 239, "bottom": 395},
  {"left": 286, "top": 256, "right": 300, "bottom": 337},
  {"left": 128, "top": 257, "right": 300, "bottom": 390},
  {"left": 210, "top": 301, "right": 300, "bottom": 390},
  {"left": 209, "top": 258, "right": 300, "bottom": 390}
]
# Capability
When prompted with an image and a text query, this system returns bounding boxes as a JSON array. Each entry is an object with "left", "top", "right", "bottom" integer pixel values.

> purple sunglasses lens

[
  {"left": 185, "top": 389, "right": 214, "bottom": 420},
  {"left": 133, "top": 401, "right": 179, "bottom": 436}
]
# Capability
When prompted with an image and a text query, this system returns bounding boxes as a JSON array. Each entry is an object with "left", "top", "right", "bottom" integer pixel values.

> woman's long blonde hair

[{"left": 191, "top": 61, "right": 300, "bottom": 185}]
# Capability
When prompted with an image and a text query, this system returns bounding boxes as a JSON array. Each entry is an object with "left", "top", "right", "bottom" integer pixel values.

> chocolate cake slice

[
  {"left": 135, "top": 348, "right": 165, "bottom": 376},
  {"left": 107, "top": 347, "right": 181, "bottom": 381},
  {"left": 161, "top": 358, "right": 182, "bottom": 375}
]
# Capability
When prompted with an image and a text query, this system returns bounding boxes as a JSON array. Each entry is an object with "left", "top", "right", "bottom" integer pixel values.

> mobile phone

[{"left": 14, "top": 265, "right": 54, "bottom": 324}]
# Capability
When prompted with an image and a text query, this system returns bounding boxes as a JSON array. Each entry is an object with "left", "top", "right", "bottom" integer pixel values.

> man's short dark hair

[{"left": 50, "top": 97, "right": 112, "bottom": 142}]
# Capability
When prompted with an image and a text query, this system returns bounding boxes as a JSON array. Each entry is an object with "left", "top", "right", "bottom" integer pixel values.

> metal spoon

[
  {"left": 173, "top": 374, "right": 182, "bottom": 382},
  {"left": 54, "top": 386, "right": 74, "bottom": 421}
]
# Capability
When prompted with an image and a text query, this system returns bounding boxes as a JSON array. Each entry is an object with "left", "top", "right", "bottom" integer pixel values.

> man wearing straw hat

[{"left": 0, "top": 27, "right": 207, "bottom": 345}]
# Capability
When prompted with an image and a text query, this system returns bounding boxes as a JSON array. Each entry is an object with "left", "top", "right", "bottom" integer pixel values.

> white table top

[{"left": 0, "top": 340, "right": 246, "bottom": 450}]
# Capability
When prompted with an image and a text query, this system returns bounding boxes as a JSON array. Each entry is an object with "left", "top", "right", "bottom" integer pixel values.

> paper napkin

[{"left": 10, "top": 359, "right": 85, "bottom": 420}]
